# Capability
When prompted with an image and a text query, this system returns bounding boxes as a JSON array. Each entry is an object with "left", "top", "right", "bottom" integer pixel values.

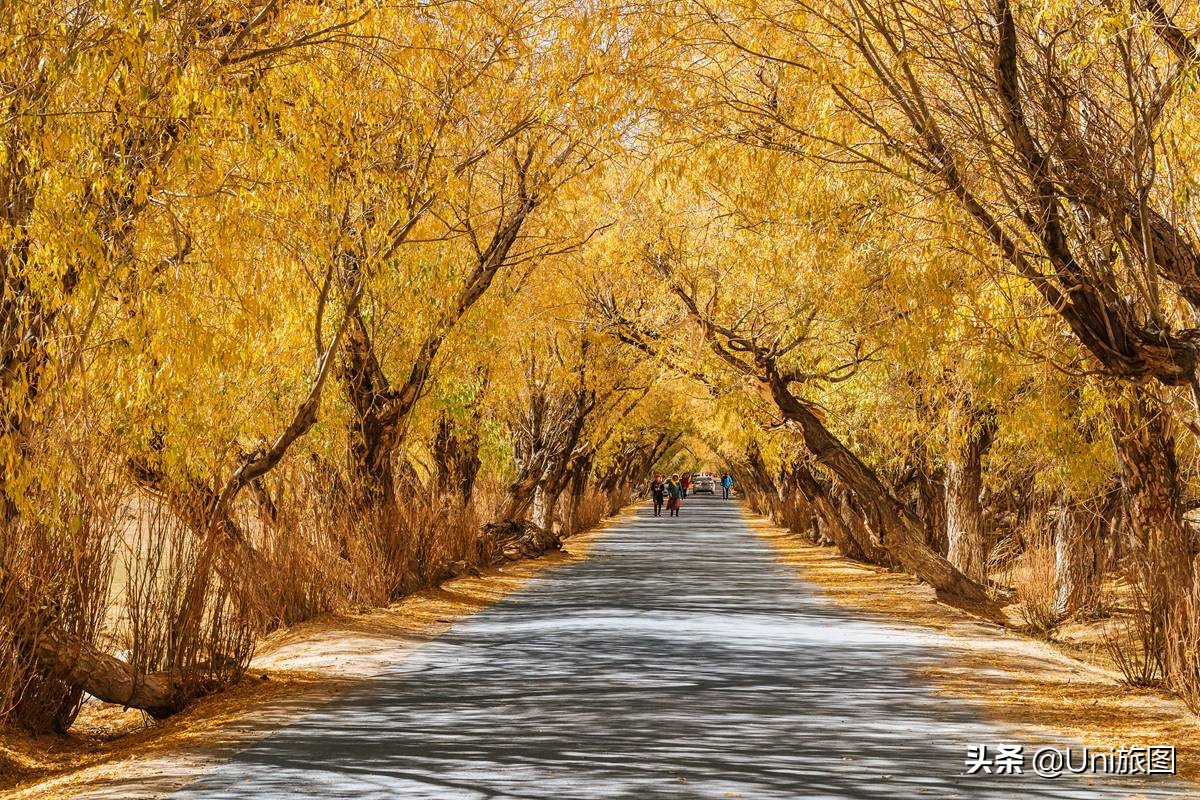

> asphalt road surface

[{"left": 164, "top": 494, "right": 1187, "bottom": 799}]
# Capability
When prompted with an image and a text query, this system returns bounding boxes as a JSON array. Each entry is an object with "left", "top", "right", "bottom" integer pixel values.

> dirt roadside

[
  {"left": 1, "top": 519, "right": 616, "bottom": 800},
  {"left": 746, "top": 511, "right": 1200, "bottom": 786}
]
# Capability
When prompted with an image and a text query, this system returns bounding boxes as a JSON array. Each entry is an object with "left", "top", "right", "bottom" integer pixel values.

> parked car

[{"left": 692, "top": 474, "right": 715, "bottom": 493}]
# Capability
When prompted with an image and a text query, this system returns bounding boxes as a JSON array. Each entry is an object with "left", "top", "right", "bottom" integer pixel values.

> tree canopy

[{"left": 5, "top": 0, "right": 1200, "bottom": 730}]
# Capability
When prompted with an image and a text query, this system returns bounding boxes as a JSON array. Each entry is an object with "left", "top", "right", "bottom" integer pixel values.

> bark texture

[
  {"left": 1053, "top": 496, "right": 1109, "bottom": 617},
  {"left": 944, "top": 406, "right": 995, "bottom": 584},
  {"left": 0, "top": 564, "right": 180, "bottom": 718},
  {"left": 1112, "top": 392, "right": 1195, "bottom": 661}
]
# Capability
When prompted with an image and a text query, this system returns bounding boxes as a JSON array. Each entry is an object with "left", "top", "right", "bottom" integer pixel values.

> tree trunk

[
  {"left": 348, "top": 414, "right": 397, "bottom": 509},
  {"left": 30, "top": 621, "right": 179, "bottom": 717},
  {"left": 459, "top": 441, "right": 481, "bottom": 502},
  {"left": 1111, "top": 390, "right": 1194, "bottom": 668},
  {"left": 1053, "top": 497, "right": 1105, "bottom": 617},
  {"left": 433, "top": 413, "right": 481, "bottom": 503},
  {"left": 531, "top": 485, "right": 548, "bottom": 529},
  {"left": 945, "top": 406, "right": 995, "bottom": 584},
  {"left": 538, "top": 451, "right": 588, "bottom": 534},
  {"left": 764, "top": 374, "right": 997, "bottom": 613},
  {"left": 562, "top": 453, "right": 593, "bottom": 535},
  {"left": 791, "top": 464, "right": 863, "bottom": 559},
  {"left": 332, "top": 296, "right": 400, "bottom": 510},
  {"left": 745, "top": 442, "right": 782, "bottom": 520},
  {"left": 495, "top": 468, "right": 544, "bottom": 524},
  {"left": 916, "top": 468, "right": 948, "bottom": 556},
  {"left": 778, "top": 465, "right": 818, "bottom": 540},
  {"left": 1, "top": 564, "right": 179, "bottom": 718},
  {"left": 834, "top": 485, "right": 893, "bottom": 566}
]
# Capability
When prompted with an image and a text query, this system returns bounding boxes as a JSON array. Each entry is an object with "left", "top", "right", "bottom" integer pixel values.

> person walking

[
  {"left": 721, "top": 472, "right": 734, "bottom": 500},
  {"left": 666, "top": 474, "right": 684, "bottom": 517},
  {"left": 680, "top": 473, "right": 691, "bottom": 497},
  {"left": 650, "top": 474, "right": 666, "bottom": 517}
]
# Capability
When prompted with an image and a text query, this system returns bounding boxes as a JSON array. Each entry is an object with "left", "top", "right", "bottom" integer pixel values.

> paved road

[{"left": 166, "top": 496, "right": 1185, "bottom": 799}]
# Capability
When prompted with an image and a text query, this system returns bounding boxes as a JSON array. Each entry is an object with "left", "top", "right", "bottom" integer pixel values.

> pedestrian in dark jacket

[{"left": 650, "top": 474, "right": 666, "bottom": 516}]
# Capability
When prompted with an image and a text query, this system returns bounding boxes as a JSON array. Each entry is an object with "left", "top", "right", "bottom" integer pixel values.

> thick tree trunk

[
  {"left": 764, "top": 375, "right": 997, "bottom": 613},
  {"left": 745, "top": 442, "right": 782, "bottom": 520},
  {"left": 539, "top": 472, "right": 571, "bottom": 533},
  {"left": 531, "top": 485, "right": 548, "bottom": 529},
  {"left": 433, "top": 413, "right": 481, "bottom": 503},
  {"left": 916, "top": 468, "right": 948, "bottom": 556},
  {"left": 336, "top": 310, "right": 400, "bottom": 510},
  {"left": 495, "top": 386, "right": 592, "bottom": 527},
  {"left": 1111, "top": 391, "right": 1194, "bottom": 666},
  {"left": 1, "top": 564, "right": 179, "bottom": 718},
  {"left": 790, "top": 463, "right": 867, "bottom": 560},
  {"left": 538, "top": 452, "right": 587, "bottom": 533},
  {"left": 348, "top": 414, "right": 397, "bottom": 508},
  {"left": 496, "top": 468, "right": 544, "bottom": 524},
  {"left": 29, "top": 623, "right": 179, "bottom": 717},
  {"left": 561, "top": 454, "right": 593, "bottom": 535},
  {"left": 945, "top": 406, "right": 995, "bottom": 584},
  {"left": 787, "top": 462, "right": 888, "bottom": 567},
  {"left": 835, "top": 488, "right": 893, "bottom": 566},
  {"left": 778, "top": 465, "right": 818, "bottom": 540},
  {"left": 1053, "top": 496, "right": 1107, "bottom": 617}
]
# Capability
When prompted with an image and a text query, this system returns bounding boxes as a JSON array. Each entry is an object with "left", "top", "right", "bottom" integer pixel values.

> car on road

[{"left": 692, "top": 474, "right": 715, "bottom": 493}]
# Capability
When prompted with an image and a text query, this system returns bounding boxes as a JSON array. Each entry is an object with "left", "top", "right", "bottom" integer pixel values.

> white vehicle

[{"left": 692, "top": 475, "right": 716, "bottom": 493}]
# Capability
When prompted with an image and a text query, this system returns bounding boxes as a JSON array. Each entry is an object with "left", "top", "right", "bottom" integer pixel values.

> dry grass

[
  {"left": 117, "top": 499, "right": 257, "bottom": 708},
  {"left": 1165, "top": 591, "right": 1200, "bottom": 713},
  {"left": 1006, "top": 529, "right": 1062, "bottom": 637},
  {"left": 1103, "top": 570, "right": 1167, "bottom": 690},
  {"left": 562, "top": 487, "right": 609, "bottom": 536},
  {"left": 0, "top": 445, "right": 123, "bottom": 734},
  {"left": 745, "top": 511, "right": 1200, "bottom": 786}
]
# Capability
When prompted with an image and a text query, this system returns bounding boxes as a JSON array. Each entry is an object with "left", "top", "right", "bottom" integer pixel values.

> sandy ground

[
  {"left": 744, "top": 512, "right": 1200, "bottom": 786},
  {"left": 1, "top": 519, "right": 614, "bottom": 800}
]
